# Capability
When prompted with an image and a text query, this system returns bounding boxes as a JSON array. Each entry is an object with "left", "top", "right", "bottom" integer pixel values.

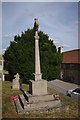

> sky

[
  {"left": 0, "top": 0, "right": 79, "bottom": 2},
  {"left": 1, "top": 2, "right": 79, "bottom": 52}
]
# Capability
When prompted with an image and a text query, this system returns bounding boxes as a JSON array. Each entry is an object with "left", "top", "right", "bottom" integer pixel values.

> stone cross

[{"left": 12, "top": 73, "right": 21, "bottom": 90}]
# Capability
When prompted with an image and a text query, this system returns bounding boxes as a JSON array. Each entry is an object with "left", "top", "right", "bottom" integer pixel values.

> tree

[{"left": 3, "top": 29, "right": 62, "bottom": 83}]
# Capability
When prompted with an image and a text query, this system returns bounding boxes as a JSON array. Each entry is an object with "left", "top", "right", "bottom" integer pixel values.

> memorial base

[
  {"left": 13, "top": 80, "right": 66, "bottom": 113},
  {"left": 29, "top": 80, "right": 47, "bottom": 96},
  {"left": 14, "top": 90, "right": 68, "bottom": 113}
]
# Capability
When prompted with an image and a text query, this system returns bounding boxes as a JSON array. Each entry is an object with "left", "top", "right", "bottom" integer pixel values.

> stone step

[
  {"left": 18, "top": 94, "right": 28, "bottom": 109},
  {"left": 14, "top": 97, "right": 24, "bottom": 113},
  {"left": 24, "top": 100, "right": 62, "bottom": 112},
  {"left": 24, "top": 91, "right": 55, "bottom": 103},
  {"left": 14, "top": 94, "right": 69, "bottom": 113}
]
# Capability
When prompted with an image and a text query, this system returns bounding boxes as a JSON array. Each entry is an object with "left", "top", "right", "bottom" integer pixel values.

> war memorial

[{"left": 14, "top": 19, "right": 67, "bottom": 113}]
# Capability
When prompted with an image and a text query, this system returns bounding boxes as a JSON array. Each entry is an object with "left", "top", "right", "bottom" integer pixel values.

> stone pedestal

[{"left": 29, "top": 80, "right": 47, "bottom": 96}]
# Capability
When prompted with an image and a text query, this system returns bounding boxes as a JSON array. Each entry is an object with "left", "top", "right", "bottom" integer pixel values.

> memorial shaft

[{"left": 34, "top": 30, "right": 42, "bottom": 81}]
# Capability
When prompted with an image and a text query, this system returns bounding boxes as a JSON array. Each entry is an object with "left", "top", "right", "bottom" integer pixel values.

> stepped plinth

[{"left": 14, "top": 90, "right": 68, "bottom": 113}]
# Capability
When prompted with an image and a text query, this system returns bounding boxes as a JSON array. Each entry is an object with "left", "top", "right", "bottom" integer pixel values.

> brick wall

[
  {"left": 61, "top": 49, "right": 80, "bottom": 85},
  {"left": 62, "top": 49, "right": 80, "bottom": 63}
]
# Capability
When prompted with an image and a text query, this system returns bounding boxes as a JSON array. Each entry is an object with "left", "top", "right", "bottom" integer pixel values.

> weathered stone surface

[
  {"left": 29, "top": 80, "right": 47, "bottom": 96},
  {"left": 14, "top": 96, "right": 68, "bottom": 113},
  {"left": 18, "top": 94, "right": 28, "bottom": 109},
  {"left": 25, "top": 91, "right": 55, "bottom": 103},
  {"left": 14, "top": 93, "right": 69, "bottom": 113},
  {"left": 34, "top": 31, "right": 42, "bottom": 81},
  {"left": 24, "top": 100, "right": 61, "bottom": 112},
  {"left": 14, "top": 97, "right": 24, "bottom": 113},
  {"left": 12, "top": 73, "right": 21, "bottom": 90}
]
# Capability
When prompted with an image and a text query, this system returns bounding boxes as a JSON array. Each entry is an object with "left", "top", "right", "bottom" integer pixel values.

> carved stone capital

[
  {"left": 34, "top": 35, "right": 39, "bottom": 40},
  {"left": 34, "top": 31, "right": 39, "bottom": 40}
]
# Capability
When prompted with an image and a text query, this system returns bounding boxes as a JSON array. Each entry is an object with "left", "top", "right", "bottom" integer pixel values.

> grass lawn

[
  {"left": 2, "top": 81, "right": 80, "bottom": 118},
  {"left": 0, "top": 81, "right": 2, "bottom": 119}
]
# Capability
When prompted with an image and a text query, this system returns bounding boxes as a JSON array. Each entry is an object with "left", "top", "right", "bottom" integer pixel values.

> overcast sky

[{"left": 1, "top": 2, "right": 78, "bottom": 52}]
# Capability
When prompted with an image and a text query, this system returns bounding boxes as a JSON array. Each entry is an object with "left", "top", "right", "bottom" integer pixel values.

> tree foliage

[{"left": 4, "top": 29, "right": 62, "bottom": 83}]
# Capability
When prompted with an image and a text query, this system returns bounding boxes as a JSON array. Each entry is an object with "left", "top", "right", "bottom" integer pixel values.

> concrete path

[{"left": 48, "top": 79, "right": 79, "bottom": 95}]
